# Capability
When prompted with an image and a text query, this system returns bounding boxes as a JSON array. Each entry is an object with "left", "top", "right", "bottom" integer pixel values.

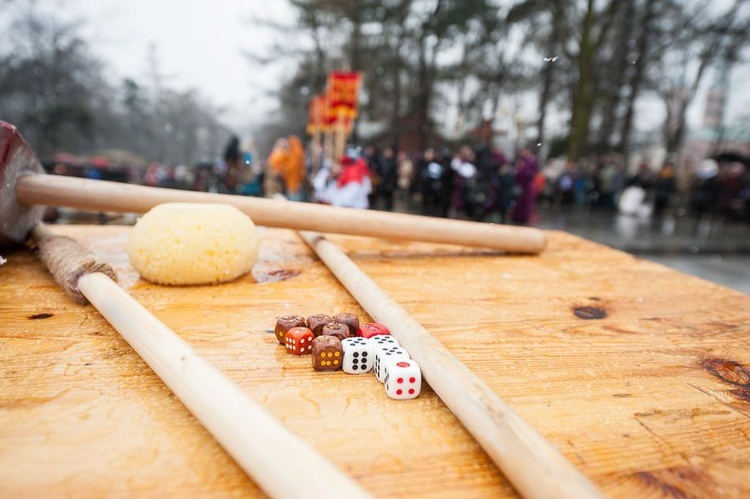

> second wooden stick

[{"left": 298, "top": 230, "right": 601, "bottom": 499}]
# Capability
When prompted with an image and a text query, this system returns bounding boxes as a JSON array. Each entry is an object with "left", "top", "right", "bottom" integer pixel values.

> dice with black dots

[
  {"left": 342, "top": 337, "right": 373, "bottom": 374},
  {"left": 371, "top": 335, "right": 399, "bottom": 351}
]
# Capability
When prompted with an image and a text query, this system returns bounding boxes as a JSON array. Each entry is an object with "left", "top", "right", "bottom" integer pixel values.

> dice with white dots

[
  {"left": 342, "top": 337, "right": 373, "bottom": 374},
  {"left": 374, "top": 345, "right": 409, "bottom": 382},
  {"left": 383, "top": 358, "right": 421, "bottom": 400},
  {"left": 285, "top": 326, "right": 314, "bottom": 355}
]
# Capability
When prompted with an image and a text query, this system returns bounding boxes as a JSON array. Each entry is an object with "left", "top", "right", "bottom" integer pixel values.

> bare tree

[
  {"left": 0, "top": 3, "right": 231, "bottom": 165},
  {"left": 660, "top": 0, "right": 750, "bottom": 159},
  {"left": 507, "top": 0, "right": 573, "bottom": 151},
  {"left": 565, "top": 0, "right": 622, "bottom": 160},
  {"left": 255, "top": 0, "right": 502, "bottom": 150},
  {"left": 0, "top": 3, "right": 108, "bottom": 157},
  {"left": 615, "top": 0, "right": 662, "bottom": 159}
]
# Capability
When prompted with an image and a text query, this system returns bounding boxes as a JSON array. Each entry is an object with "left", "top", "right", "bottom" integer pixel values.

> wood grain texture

[{"left": 1, "top": 226, "right": 749, "bottom": 498}]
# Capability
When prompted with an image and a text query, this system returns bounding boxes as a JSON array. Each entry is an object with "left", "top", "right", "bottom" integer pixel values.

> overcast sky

[{"left": 68, "top": 0, "right": 296, "bottom": 133}]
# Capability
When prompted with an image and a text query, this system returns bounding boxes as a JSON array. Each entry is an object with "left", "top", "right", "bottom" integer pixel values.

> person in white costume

[{"left": 313, "top": 155, "right": 372, "bottom": 208}]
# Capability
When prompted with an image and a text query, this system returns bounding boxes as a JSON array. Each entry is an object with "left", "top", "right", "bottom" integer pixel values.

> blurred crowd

[
  {"left": 244, "top": 139, "right": 749, "bottom": 227},
  {"left": 47, "top": 136, "right": 750, "bottom": 227},
  {"left": 535, "top": 154, "right": 749, "bottom": 224}
]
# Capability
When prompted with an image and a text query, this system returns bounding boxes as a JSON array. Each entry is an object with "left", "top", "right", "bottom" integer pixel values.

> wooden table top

[{"left": 1, "top": 225, "right": 749, "bottom": 497}]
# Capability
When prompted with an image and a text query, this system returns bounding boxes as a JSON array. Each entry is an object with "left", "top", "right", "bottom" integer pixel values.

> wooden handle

[
  {"left": 298, "top": 230, "right": 602, "bottom": 499},
  {"left": 76, "top": 272, "right": 370, "bottom": 498},
  {"left": 17, "top": 174, "right": 546, "bottom": 253}
]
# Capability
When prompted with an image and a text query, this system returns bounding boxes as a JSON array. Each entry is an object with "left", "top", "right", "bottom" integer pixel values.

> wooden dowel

[
  {"left": 77, "top": 272, "right": 370, "bottom": 498},
  {"left": 298, "top": 230, "right": 602, "bottom": 499},
  {"left": 16, "top": 174, "right": 546, "bottom": 253}
]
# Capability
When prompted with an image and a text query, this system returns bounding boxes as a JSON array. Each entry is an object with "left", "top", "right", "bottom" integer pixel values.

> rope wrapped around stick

[{"left": 32, "top": 225, "right": 117, "bottom": 304}]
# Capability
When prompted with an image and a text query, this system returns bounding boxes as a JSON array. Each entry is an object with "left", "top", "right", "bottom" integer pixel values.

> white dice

[
  {"left": 374, "top": 345, "right": 409, "bottom": 382},
  {"left": 371, "top": 335, "right": 399, "bottom": 351},
  {"left": 383, "top": 358, "right": 421, "bottom": 400},
  {"left": 342, "top": 337, "right": 374, "bottom": 374},
  {"left": 311, "top": 322, "right": 420, "bottom": 400}
]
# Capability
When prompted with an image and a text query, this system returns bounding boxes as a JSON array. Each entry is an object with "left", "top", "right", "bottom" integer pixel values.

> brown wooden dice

[
  {"left": 306, "top": 314, "right": 333, "bottom": 337},
  {"left": 274, "top": 314, "right": 305, "bottom": 345},
  {"left": 333, "top": 312, "right": 359, "bottom": 337},
  {"left": 312, "top": 335, "right": 343, "bottom": 371},
  {"left": 321, "top": 322, "right": 348, "bottom": 341}
]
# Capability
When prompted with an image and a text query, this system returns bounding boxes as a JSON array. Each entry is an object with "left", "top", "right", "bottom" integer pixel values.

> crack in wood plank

[{"left": 687, "top": 383, "right": 750, "bottom": 421}]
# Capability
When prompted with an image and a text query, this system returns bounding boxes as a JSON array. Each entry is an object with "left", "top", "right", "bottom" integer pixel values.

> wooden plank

[{"left": 1, "top": 226, "right": 749, "bottom": 497}]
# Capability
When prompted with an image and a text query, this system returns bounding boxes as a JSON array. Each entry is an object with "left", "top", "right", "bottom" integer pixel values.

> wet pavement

[{"left": 534, "top": 207, "right": 750, "bottom": 295}]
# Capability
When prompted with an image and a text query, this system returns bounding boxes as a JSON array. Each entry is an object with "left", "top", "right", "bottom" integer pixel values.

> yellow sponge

[{"left": 128, "top": 203, "right": 259, "bottom": 285}]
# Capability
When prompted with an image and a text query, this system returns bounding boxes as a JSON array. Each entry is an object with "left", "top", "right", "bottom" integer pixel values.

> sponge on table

[{"left": 128, "top": 203, "right": 259, "bottom": 285}]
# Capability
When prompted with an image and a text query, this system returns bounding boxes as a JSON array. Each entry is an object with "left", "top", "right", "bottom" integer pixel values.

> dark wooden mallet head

[
  {"left": 0, "top": 121, "right": 45, "bottom": 247},
  {"left": 0, "top": 121, "right": 117, "bottom": 303}
]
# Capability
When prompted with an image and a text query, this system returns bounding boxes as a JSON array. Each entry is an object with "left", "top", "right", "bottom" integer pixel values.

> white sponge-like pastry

[{"left": 128, "top": 203, "right": 259, "bottom": 285}]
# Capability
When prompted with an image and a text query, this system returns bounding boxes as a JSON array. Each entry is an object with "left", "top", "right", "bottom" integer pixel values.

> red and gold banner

[
  {"left": 326, "top": 71, "right": 361, "bottom": 121},
  {"left": 306, "top": 85, "right": 355, "bottom": 136},
  {"left": 308, "top": 71, "right": 361, "bottom": 159}
]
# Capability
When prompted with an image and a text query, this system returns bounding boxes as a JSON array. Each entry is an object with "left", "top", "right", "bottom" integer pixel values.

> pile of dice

[{"left": 274, "top": 313, "right": 422, "bottom": 400}]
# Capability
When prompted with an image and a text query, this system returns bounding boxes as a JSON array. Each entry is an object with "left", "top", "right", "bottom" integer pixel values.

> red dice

[
  {"left": 358, "top": 322, "right": 390, "bottom": 339},
  {"left": 285, "top": 327, "right": 315, "bottom": 355}
]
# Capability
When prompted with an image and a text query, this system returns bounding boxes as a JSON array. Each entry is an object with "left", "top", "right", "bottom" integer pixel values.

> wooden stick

[
  {"left": 298, "top": 230, "right": 602, "bottom": 499},
  {"left": 16, "top": 174, "right": 546, "bottom": 254},
  {"left": 27, "top": 223, "right": 368, "bottom": 496},
  {"left": 76, "top": 272, "right": 370, "bottom": 498}
]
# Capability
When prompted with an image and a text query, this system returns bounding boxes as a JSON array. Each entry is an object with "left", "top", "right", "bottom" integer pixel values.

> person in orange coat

[{"left": 268, "top": 135, "right": 306, "bottom": 201}]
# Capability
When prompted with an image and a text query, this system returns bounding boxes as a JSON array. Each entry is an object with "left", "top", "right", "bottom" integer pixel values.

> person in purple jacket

[{"left": 510, "top": 148, "right": 539, "bottom": 225}]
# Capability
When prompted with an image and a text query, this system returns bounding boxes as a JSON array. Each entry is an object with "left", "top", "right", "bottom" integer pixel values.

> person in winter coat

[
  {"left": 510, "top": 148, "right": 539, "bottom": 225},
  {"left": 313, "top": 155, "right": 372, "bottom": 209},
  {"left": 269, "top": 135, "right": 306, "bottom": 201}
]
